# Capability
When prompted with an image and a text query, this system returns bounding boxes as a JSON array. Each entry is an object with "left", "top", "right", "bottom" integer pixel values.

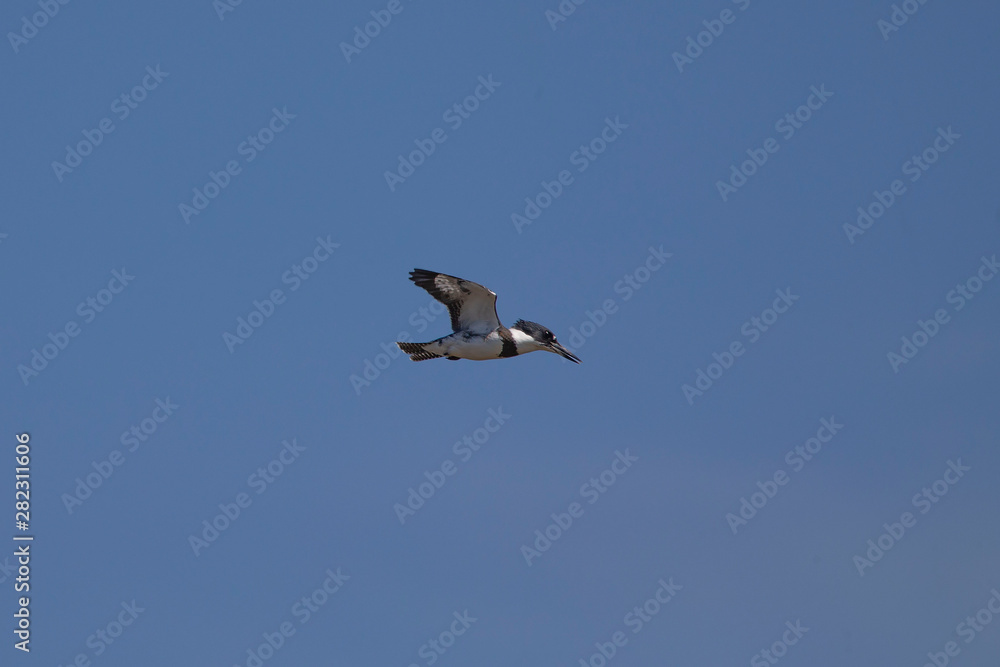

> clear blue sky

[{"left": 3, "top": 1, "right": 999, "bottom": 665}]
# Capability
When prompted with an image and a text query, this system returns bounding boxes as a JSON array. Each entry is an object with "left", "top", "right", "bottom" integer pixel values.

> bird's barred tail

[{"left": 397, "top": 341, "right": 442, "bottom": 362}]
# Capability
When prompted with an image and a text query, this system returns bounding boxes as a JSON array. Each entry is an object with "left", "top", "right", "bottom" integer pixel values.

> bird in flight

[{"left": 397, "top": 269, "right": 581, "bottom": 364}]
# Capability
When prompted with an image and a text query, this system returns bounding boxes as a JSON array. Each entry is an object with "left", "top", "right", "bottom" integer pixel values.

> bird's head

[{"left": 511, "top": 320, "right": 581, "bottom": 363}]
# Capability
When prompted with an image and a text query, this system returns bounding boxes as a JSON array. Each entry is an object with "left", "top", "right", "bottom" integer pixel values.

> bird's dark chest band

[{"left": 498, "top": 327, "right": 518, "bottom": 358}]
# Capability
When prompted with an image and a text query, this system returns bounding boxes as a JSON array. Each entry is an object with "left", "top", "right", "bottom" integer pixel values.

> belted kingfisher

[{"left": 396, "top": 269, "right": 581, "bottom": 364}]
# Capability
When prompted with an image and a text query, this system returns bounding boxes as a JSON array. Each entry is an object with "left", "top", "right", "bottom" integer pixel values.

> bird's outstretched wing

[{"left": 408, "top": 269, "right": 501, "bottom": 334}]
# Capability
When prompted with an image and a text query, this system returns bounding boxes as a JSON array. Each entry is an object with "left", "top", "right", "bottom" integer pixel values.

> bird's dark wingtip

[{"left": 409, "top": 268, "right": 436, "bottom": 284}]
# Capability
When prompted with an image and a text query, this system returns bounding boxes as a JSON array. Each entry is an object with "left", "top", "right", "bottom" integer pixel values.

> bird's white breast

[{"left": 442, "top": 331, "right": 505, "bottom": 360}]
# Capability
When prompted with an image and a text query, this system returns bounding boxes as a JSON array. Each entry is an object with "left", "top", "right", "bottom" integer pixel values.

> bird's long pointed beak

[{"left": 550, "top": 341, "right": 581, "bottom": 364}]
